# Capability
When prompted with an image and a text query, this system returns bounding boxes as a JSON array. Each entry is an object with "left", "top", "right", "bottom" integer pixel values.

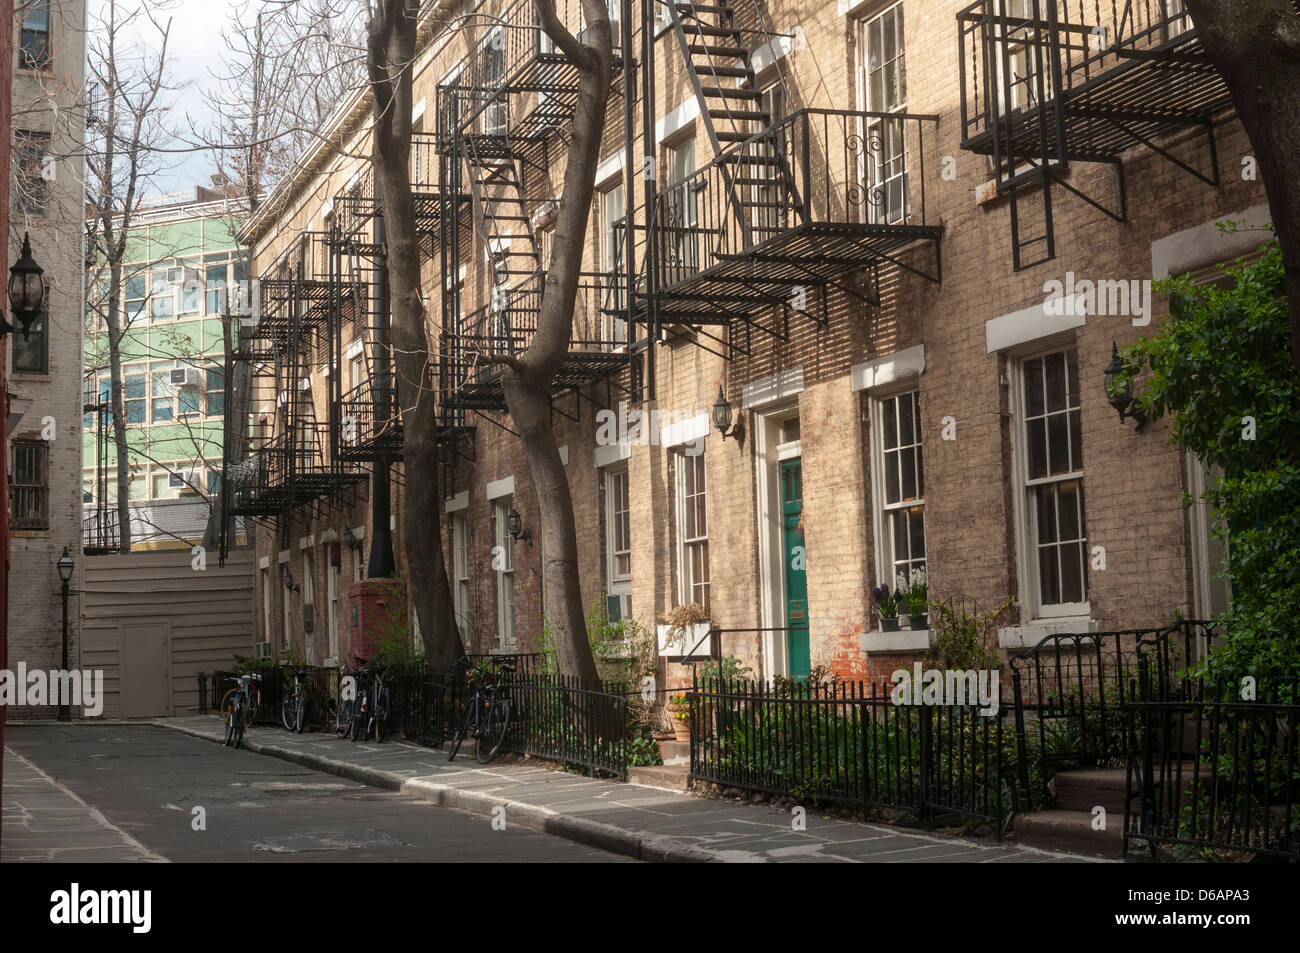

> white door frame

[{"left": 754, "top": 400, "right": 799, "bottom": 680}]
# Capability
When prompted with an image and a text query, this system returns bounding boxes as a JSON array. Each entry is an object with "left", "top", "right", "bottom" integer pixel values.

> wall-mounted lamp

[
  {"left": 711, "top": 385, "right": 744, "bottom": 447},
  {"left": 283, "top": 568, "right": 300, "bottom": 592},
  {"left": 344, "top": 526, "right": 362, "bottom": 555},
  {"left": 6, "top": 232, "right": 46, "bottom": 339},
  {"left": 1103, "top": 341, "right": 1147, "bottom": 432},
  {"left": 507, "top": 506, "right": 530, "bottom": 543}
]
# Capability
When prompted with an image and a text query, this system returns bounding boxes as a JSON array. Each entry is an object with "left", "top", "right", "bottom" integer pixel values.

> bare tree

[
  {"left": 367, "top": 0, "right": 463, "bottom": 669},
  {"left": 83, "top": 0, "right": 178, "bottom": 552},
  {"left": 1184, "top": 0, "right": 1300, "bottom": 373}
]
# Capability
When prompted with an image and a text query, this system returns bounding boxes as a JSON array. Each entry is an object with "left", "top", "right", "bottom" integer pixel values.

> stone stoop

[
  {"left": 627, "top": 763, "right": 691, "bottom": 791},
  {"left": 1014, "top": 768, "right": 1131, "bottom": 859},
  {"left": 658, "top": 740, "right": 690, "bottom": 766}
]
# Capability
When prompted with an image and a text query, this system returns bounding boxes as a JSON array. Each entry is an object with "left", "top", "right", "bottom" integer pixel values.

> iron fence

[
  {"left": 1125, "top": 659, "right": 1300, "bottom": 860},
  {"left": 689, "top": 675, "right": 1015, "bottom": 833},
  {"left": 1010, "top": 620, "right": 1207, "bottom": 807},
  {"left": 502, "top": 674, "right": 631, "bottom": 779}
]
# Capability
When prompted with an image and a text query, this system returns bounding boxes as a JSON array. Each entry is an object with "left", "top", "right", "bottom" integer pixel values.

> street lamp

[
  {"left": 711, "top": 384, "right": 744, "bottom": 445},
  {"left": 7, "top": 232, "right": 46, "bottom": 340},
  {"left": 1103, "top": 341, "right": 1147, "bottom": 431},
  {"left": 56, "top": 547, "right": 74, "bottom": 722}
]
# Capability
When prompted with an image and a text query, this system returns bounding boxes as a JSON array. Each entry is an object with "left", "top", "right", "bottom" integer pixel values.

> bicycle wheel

[
  {"left": 232, "top": 699, "right": 246, "bottom": 749},
  {"left": 282, "top": 692, "right": 296, "bottom": 732},
  {"left": 475, "top": 694, "right": 510, "bottom": 764},
  {"left": 247, "top": 687, "right": 261, "bottom": 725},
  {"left": 220, "top": 689, "right": 239, "bottom": 746},
  {"left": 335, "top": 698, "right": 354, "bottom": 738},
  {"left": 448, "top": 697, "right": 476, "bottom": 761},
  {"left": 374, "top": 685, "right": 390, "bottom": 742},
  {"left": 294, "top": 695, "right": 306, "bottom": 734},
  {"left": 349, "top": 693, "right": 363, "bottom": 741}
]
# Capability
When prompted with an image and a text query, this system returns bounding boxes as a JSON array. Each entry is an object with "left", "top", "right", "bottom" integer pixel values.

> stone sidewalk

[
  {"left": 160, "top": 715, "right": 1102, "bottom": 864},
  {"left": 2, "top": 745, "right": 167, "bottom": 863}
]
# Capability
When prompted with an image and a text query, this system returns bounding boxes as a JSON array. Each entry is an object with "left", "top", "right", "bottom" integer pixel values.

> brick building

[
  {"left": 234, "top": 0, "right": 1265, "bottom": 685},
  {"left": 7, "top": 0, "right": 86, "bottom": 716}
]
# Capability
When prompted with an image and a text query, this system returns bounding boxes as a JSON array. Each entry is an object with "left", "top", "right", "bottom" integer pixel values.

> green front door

[{"left": 781, "top": 459, "right": 810, "bottom": 678}]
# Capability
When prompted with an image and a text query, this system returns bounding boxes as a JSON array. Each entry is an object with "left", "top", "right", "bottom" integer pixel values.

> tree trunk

[
  {"left": 1184, "top": 0, "right": 1300, "bottom": 373},
  {"left": 493, "top": 0, "right": 615, "bottom": 683},
  {"left": 105, "top": 264, "right": 132, "bottom": 553},
  {"left": 368, "top": 0, "right": 464, "bottom": 671}
]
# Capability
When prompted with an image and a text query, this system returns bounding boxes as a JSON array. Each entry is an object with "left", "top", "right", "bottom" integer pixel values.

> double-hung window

[
  {"left": 494, "top": 501, "right": 516, "bottom": 647},
  {"left": 606, "top": 466, "right": 631, "bottom": 595},
  {"left": 664, "top": 139, "right": 698, "bottom": 284},
  {"left": 12, "top": 440, "right": 49, "bottom": 530},
  {"left": 874, "top": 389, "right": 926, "bottom": 587},
  {"left": 676, "top": 451, "right": 710, "bottom": 614},
  {"left": 599, "top": 184, "right": 627, "bottom": 346},
  {"left": 1019, "top": 347, "right": 1088, "bottom": 615},
  {"left": 453, "top": 514, "right": 471, "bottom": 647},
  {"left": 858, "top": 3, "right": 908, "bottom": 225},
  {"left": 20, "top": 0, "right": 52, "bottom": 70}
]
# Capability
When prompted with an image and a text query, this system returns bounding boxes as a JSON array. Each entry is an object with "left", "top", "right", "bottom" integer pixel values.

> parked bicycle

[
  {"left": 220, "top": 672, "right": 262, "bottom": 748},
  {"left": 336, "top": 661, "right": 363, "bottom": 740},
  {"left": 281, "top": 667, "right": 318, "bottom": 734},
  {"left": 358, "top": 659, "right": 392, "bottom": 743},
  {"left": 448, "top": 657, "right": 514, "bottom": 764}
]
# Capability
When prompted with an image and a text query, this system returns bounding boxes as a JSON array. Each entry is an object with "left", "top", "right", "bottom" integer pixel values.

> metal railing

[
  {"left": 652, "top": 109, "right": 939, "bottom": 292},
  {"left": 504, "top": 674, "right": 631, "bottom": 779},
  {"left": 1125, "top": 661, "right": 1300, "bottom": 860},
  {"left": 689, "top": 674, "right": 1015, "bottom": 832},
  {"left": 82, "top": 507, "right": 119, "bottom": 554},
  {"left": 1009, "top": 620, "right": 1207, "bottom": 807}
]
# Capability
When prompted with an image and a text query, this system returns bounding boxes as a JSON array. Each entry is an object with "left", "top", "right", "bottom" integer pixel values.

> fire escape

[
  {"left": 634, "top": 0, "right": 944, "bottom": 366},
  {"left": 435, "top": 0, "right": 632, "bottom": 460},
  {"left": 223, "top": 230, "right": 365, "bottom": 547},
  {"left": 956, "top": 0, "right": 1232, "bottom": 270}
]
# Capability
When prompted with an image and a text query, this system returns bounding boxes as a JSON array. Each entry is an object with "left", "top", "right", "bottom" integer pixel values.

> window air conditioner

[{"left": 169, "top": 367, "right": 202, "bottom": 388}]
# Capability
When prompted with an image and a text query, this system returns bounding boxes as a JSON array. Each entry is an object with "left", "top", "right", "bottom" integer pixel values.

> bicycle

[
  {"left": 219, "top": 672, "right": 262, "bottom": 749},
  {"left": 281, "top": 667, "right": 314, "bottom": 734},
  {"left": 353, "top": 659, "right": 391, "bottom": 743},
  {"left": 336, "top": 662, "right": 363, "bottom": 739},
  {"left": 448, "top": 658, "right": 514, "bottom": 764}
]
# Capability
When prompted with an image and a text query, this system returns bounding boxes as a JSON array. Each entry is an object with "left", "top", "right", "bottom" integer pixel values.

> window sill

[
  {"left": 997, "top": 617, "right": 1097, "bottom": 650},
  {"left": 862, "top": 627, "right": 934, "bottom": 654}
]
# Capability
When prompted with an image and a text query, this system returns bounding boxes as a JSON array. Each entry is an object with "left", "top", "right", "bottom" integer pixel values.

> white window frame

[
  {"left": 605, "top": 465, "right": 631, "bottom": 596},
  {"left": 1012, "top": 342, "right": 1090, "bottom": 620},
  {"left": 674, "top": 450, "right": 710, "bottom": 614},
  {"left": 856, "top": 1, "right": 908, "bottom": 225},
  {"left": 480, "top": 27, "right": 507, "bottom": 136},
  {"left": 869, "top": 385, "right": 927, "bottom": 593},
  {"left": 261, "top": 566, "right": 272, "bottom": 645},
  {"left": 599, "top": 183, "right": 627, "bottom": 346},
  {"left": 453, "top": 513, "right": 471, "bottom": 648},
  {"left": 493, "top": 500, "right": 516, "bottom": 648},
  {"left": 326, "top": 552, "right": 340, "bottom": 662}
]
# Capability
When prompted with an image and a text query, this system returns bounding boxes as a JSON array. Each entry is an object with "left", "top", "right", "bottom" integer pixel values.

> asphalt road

[{"left": 4, "top": 724, "right": 635, "bottom": 863}]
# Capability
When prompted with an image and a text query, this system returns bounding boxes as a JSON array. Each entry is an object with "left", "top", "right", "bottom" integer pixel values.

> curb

[{"left": 158, "top": 719, "right": 715, "bottom": 863}]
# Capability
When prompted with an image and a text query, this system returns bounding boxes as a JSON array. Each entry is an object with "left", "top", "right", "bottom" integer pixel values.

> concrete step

[
  {"left": 1054, "top": 768, "right": 1129, "bottom": 814},
  {"left": 1014, "top": 809, "right": 1124, "bottom": 859},
  {"left": 657, "top": 740, "right": 690, "bottom": 765},
  {"left": 628, "top": 764, "right": 690, "bottom": 791}
]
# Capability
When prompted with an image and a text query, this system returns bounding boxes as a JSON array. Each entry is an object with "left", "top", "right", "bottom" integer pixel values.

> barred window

[{"left": 12, "top": 440, "right": 49, "bottom": 530}]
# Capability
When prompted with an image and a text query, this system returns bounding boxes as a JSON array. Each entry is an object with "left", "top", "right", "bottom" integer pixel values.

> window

[
  {"left": 152, "top": 471, "right": 172, "bottom": 499},
  {"left": 875, "top": 390, "right": 926, "bottom": 587},
  {"left": 605, "top": 466, "right": 631, "bottom": 593},
  {"left": 13, "top": 309, "right": 48, "bottom": 373},
  {"left": 1019, "top": 347, "right": 1088, "bottom": 614},
  {"left": 20, "top": 0, "right": 52, "bottom": 69},
  {"left": 327, "top": 544, "right": 341, "bottom": 661},
  {"left": 453, "top": 514, "right": 471, "bottom": 647},
  {"left": 12, "top": 441, "right": 49, "bottom": 530},
  {"left": 664, "top": 138, "right": 698, "bottom": 284},
  {"left": 124, "top": 273, "right": 148, "bottom": 324},
  {"left": 858, "top": 3, "right": 908, "bottom": 224},
  {"left": 262, "top": 567, "right": 273, "bottom": 645},
  {"left": 125, "top": 366, "right": 147, "bottom": 423},
  {"left": 753, "top": 83, "right": 790, "bottom": 236},
  {"left": 482, "top": 29, "right": 507, "bottom": 135},
  {"left": 207, "top": 470, "right": 220, "bottom": 495},
  {"left": 349, "top": 350, "right": 365, "bottom": 390},
  {"left": 206, "top": 368, "right": 225, "bottom": 416},
  {"left": 599, "top": 184, "right": 627, "bottom": 345},
  {"left": 994, "top": 0, "right": 1052, "bottom": 115},
  {"left": 151, "top": 268, "right": 174, "bottom": 320},
  {"left": 14, "top": 131, "right": 51, "bottom": 216},
  {"left": 177, "top": 259, "right": 202, "bottom": 315},
  {"left": 178, "top": 369, "right": 202, "bottom": 417},
  {"left": 676, "top": 451, "right": 710, "bottom": 613},
  {"left": 152, "top": 369, "right": 175, "bottom": 422},
  {"left": 493, "top": 502, "right": 516, "bottom": 647},
  {"left": 205, "top": 259, "right": 229, "bottom": 314}
]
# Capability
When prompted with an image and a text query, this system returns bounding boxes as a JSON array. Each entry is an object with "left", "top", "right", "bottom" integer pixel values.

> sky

[{"left": 88, "top": 0, "right": 239, "bottom": 196}]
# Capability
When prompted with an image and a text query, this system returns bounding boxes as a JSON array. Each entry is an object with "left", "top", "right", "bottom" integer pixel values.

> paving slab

[{"left": 156, "top": 715, "right": 1105, "bottom": 864}]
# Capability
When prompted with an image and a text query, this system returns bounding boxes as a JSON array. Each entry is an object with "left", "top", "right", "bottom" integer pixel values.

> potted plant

[
  {"left": 898, "top": 566, "right": 929, "bottom": 630},
  {"left": 871, "top": 583, "right": 901, "bottom": 631},
  {"left": 664, "top": 602, "right": 709, "bottom": 654},
  {"left": 666, "top": 691, "right": 692, "bottom": 743}
]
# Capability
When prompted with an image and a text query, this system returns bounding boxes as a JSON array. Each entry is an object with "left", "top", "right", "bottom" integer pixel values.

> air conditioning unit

[
  {"left": 253, "top": 641, "right": 271, "bottom": 659},
  {"left": 167, "top": 470, "right": 200, "bottom": 491},
  {"left": 169, "top": 367, "right": 202, "bottom": 388},
  {"left": 165, "top": 265, "right": 199, "bottom": 285},
  {"left": 297, "top": 377, "right": 312, "bottom": 391}
]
